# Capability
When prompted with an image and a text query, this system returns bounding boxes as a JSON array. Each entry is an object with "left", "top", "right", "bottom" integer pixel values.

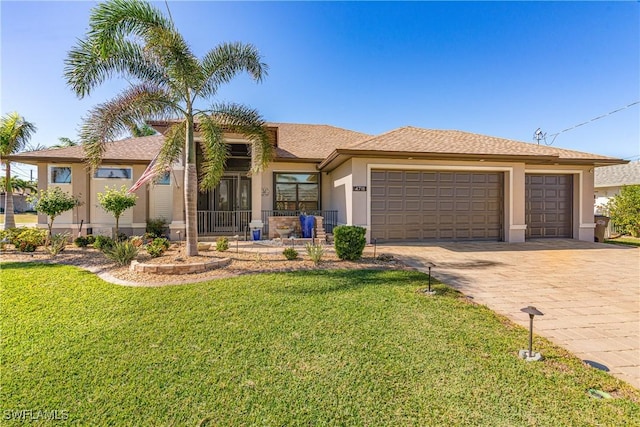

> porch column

[
  {"left": 251, "top": 170, "right": 263, "bottom": 221},
  {"left": 169, "top": 166, "right": 185, "bottom": 240}
]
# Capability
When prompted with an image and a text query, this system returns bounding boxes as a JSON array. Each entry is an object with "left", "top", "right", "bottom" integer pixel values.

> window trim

[
  {"left": 93, "top": 166, "right": 133, "bottom": 180},
  {"left": 49, "top": 165, "right": 72, "bottom": 185},
  {"left": 273, "top": 172, "right": 320, "bottom": 211}
]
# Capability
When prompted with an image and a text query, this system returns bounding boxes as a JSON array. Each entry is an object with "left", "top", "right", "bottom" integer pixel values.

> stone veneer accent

[
  {"left": 268, "top": 215, "right": 326, "bottom": 241},
  {"left": 130, "top": 257, "right": 231, "bottom": 274}
]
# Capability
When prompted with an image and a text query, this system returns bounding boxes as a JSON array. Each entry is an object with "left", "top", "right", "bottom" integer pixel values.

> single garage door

[
  {"left": 371, "top": 170, "right": 503, "bottom": 241},
  {"left": 525, "top": 174, "right": 573, "bottom": 238}
]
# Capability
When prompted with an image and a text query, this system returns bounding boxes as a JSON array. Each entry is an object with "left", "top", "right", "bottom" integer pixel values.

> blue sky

[{"left": 1, "top": 1, "right": 638, "bottom": 181}]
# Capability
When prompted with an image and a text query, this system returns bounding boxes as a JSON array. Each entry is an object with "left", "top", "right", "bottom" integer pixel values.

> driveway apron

[{"left": 381, "top": 239, "right": 640, "bottom": 389}]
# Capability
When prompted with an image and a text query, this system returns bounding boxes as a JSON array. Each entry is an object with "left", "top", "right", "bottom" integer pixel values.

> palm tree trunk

[
  {"left": 184, "top": 115, "right": 199, "bottom": 256},
  {"left": 3, "top": 161, "right": 16, "bottom": 230}
]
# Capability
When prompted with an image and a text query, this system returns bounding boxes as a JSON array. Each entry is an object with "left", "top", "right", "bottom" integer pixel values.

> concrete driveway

[{"left": 380, "top": 239, "right": 640, "bottom": 389}]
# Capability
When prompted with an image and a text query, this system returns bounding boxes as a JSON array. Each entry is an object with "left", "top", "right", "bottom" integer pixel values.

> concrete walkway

[{"left": 380, "top": 239, "right": 640, "bottom": 389}]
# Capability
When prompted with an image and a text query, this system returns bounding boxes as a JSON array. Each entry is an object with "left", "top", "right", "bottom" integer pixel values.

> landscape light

[{"left": 519, "top": 306, "right": 544, "bottom": 361}]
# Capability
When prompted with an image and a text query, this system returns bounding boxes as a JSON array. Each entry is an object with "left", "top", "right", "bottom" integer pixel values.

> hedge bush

[{"left": 333, "top": 225, "right": 366, "bottom": 261}]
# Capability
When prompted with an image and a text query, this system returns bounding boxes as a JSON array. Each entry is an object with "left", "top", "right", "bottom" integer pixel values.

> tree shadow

[{"left": 270, "top": 269, "right": 429, "bottom": 296}]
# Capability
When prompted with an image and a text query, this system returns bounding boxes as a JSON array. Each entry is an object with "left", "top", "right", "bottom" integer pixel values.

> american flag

[{"left": 128, "top": 152, "right": 160, "bottom": 194}]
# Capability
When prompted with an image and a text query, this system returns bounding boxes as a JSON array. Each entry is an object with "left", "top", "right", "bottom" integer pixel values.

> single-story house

[
  {"left": 594, "top": 161, "right": 640, "bottom": 213},
  {"left": 10, "top": 122, "right": 625, "bottom": 243}
]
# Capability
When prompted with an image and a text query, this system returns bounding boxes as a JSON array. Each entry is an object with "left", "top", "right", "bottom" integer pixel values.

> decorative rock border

[{"left": 130, "top": 257, "right": 231, "bottom": 274}]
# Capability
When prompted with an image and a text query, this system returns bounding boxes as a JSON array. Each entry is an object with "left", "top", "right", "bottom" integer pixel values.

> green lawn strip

[
  {"left": 0, "top": 213, "right": 38, "bottom": 224},
  {"left": 1, "top": 264, "right": 638, "bottom": 425},
  {"left": 605, "top": 236, "right": 640, "bottom": 247}
]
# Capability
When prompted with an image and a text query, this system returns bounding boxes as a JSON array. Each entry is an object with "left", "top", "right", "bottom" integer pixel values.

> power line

[{"left": 534, "top": 101, "right": 639, "bottom": 145}]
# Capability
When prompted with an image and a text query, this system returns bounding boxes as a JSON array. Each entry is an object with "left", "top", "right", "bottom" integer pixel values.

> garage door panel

[
  {"left": 525, "top": 174, "right": 572, "bottom": 238},
  {"left": 371, "top": 170, "right": 503, "bottom": 241}
]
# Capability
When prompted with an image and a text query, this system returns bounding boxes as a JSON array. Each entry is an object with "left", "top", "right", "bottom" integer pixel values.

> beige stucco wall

[
  {"left": 324, "top": 158, "right": 595, "bottom": 243},
  {"left": 326, "top": 159, "right": 353, "bottom": 225},
  {"left": 254, "top": 162, "right": 318, "bottom": 215}
]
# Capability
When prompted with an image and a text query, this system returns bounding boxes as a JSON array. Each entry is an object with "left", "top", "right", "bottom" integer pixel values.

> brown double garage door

[
  {"left": 371, "top": 170, "right": 503, "bottom": 241},
  {"left": 371, "top": 170, "right": 573, "bottom": 241}
]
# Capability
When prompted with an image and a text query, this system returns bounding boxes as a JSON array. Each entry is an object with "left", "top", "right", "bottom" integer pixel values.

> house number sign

[{"left": 353, "top": 186, "right": 367, "bottom": 191}]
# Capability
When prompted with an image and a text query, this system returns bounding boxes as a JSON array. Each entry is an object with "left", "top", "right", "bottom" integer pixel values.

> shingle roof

[
  {"left": 10, "top": 135, "right": 165, "bottom": 164},
  {"left": 9, "top": 124, "right": 624, "bottom": 168},
  {"left": 595, "top": 161, "right": 640, "bottom": 187},
  {"left": 268, "top": 122, "right": 371, "bottom": 159},
  {"left": 347, "top": 126, "right": 619, "bottom": 160}
]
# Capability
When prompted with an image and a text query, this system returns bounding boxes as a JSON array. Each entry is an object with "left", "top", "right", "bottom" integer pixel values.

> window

[
  {"left": 94, "top": 167, "right": 132, "bottom": 179},
  {"left": 156, "top": 171, "right": 170, "bottom": 185},
  {"left": 274, "top": 173, "right": 319, "bottom": 211},
  {"left": 50, "top": 166, "right": 71, "bottom": 184}
]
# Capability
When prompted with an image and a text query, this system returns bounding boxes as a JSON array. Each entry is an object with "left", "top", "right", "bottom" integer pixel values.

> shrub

[
  {"left": 47, "top": 233, "right": 70, "bottom": 256},
  {"left": 129, "top": 236, "right": 143, "bottom": 247},
  {"left": 305, "top": 243, "right": 324, "bottom": 265},
  {"left": 116, "top": 232, "right": 128, "bottom": 242},
  {"left": 0, "top": 228, "right": 18, "bottom": 250},
  {"left": 93, "top": 235, "right": 115, "bottom": 252},
  {"left": 146, "top": 217, "right": 168, "bottom": 238},
  {"left": 333, "top": 225, "right": 366, "bottom": 261},
  {"left": 12, "top": 228, "right": 46, "bottom": 252},
  {"left": 216, "top": 236, "right": 229, "bottom": 252},
  {"left": 74, "top": 236, "right": 90, "bottom": 247},
  {"left": 146, "top": 237, "right": 169, "bottom": 258},
  {"left": 74, "top": 234, "right": 95, "bottom": 247},
  {"left": 283, "top": 247, "right": 298, "bottom": 260},
  {"left": 606, "top": 185, "right": 640, "bottom": 237},
  {"left": 104, "top": 240, "right": 139, "bottom": 266}
]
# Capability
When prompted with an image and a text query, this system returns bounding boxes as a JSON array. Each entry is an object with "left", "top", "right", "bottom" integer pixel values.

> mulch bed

[{"left": 0, "top": 244, "right": 407, "bottom": 286}]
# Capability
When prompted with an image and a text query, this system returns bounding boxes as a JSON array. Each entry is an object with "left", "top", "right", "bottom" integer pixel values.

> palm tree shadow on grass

[{"left": 269, "top": 269, "right": 460, "bottom": 296}]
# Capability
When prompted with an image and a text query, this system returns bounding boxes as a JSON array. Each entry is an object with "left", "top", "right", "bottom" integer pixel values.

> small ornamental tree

[
  {"left": 97, "top": 185, "right": 137, "bottom": 238},
  {"left": 606, "top": 185, "right": 640, "bottom": 237},
  {"left": 29, "top": 187, "right": 81, "bottom": 245}
]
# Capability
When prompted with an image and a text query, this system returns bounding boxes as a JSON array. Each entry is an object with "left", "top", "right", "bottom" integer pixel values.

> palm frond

[
  {"left": 79, "top": 83, "right": 178, "bottom": 167},
  {"left": 196, "top": 115, "right": 227, "bottom": 191},
  {"left": 156, "top": 121, "right": 185, "bottom": 178},
  {"left": 144, "top": 26, "right": 203, "bottom": 95},
  {"left": 88, "top": 0, "right": 172, "bottom": 55},
  {"left": 199, "top": 42, "right": 268, "bottom": 98},
  {"left": 0, "top": 112, "right": 37, "bottom": 159},
  {"left": 206, "top": 103, "right": 274, "bottom": 173},
  {"left": 65, "top": 37, "right": 170, "bottom": 98}
]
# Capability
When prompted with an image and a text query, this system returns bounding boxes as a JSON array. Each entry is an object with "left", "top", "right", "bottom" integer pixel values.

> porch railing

[
  {"left": 261, "top": 210, "right": 338, "bottom": 237},
  {"left": 197, "top": 210, "right": 251, "bottom": 235}
]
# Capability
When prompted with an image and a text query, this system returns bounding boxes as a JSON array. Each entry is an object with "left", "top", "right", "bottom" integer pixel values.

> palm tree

[
  {"left": 53, "top": 137, "right": 79, "bottom": 148},
  {"left": 126, "top": 122, "right": 157, "bottom": 137},
  {"left": 0, "top": 177, "right": 37, "bottom": 195},
  {"left": 0, "top": 112, "right": 37, "bottom": 229},
  {"left": 64, "top": 0, "right": 272, "bottom": 256}
]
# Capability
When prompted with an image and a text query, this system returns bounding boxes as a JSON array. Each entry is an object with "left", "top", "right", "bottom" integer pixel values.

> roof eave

[{"left": 317, "top": 149, "right": 626, "bottom": 172}]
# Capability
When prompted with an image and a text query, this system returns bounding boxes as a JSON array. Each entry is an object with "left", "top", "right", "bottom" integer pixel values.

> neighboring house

[
  {"left": 594, "top": 161, "right": 640, "bottom": 213},
  {"left": 10, "top": 122, "right": 625, "bottom": 243},
  {"left": 0, "top": 193, "right": 34, "bottom": 213}
]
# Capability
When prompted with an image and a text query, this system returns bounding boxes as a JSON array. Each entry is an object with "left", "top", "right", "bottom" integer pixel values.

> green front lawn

[
  {"left": 0, "top": 213, "right": 37, "bottom": 224},
  {"left": 605, "top": 236, "right": 640, "bottom": 247},
  {"left": 1, "top": 264, "right": 638, "bottom": 425}
]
